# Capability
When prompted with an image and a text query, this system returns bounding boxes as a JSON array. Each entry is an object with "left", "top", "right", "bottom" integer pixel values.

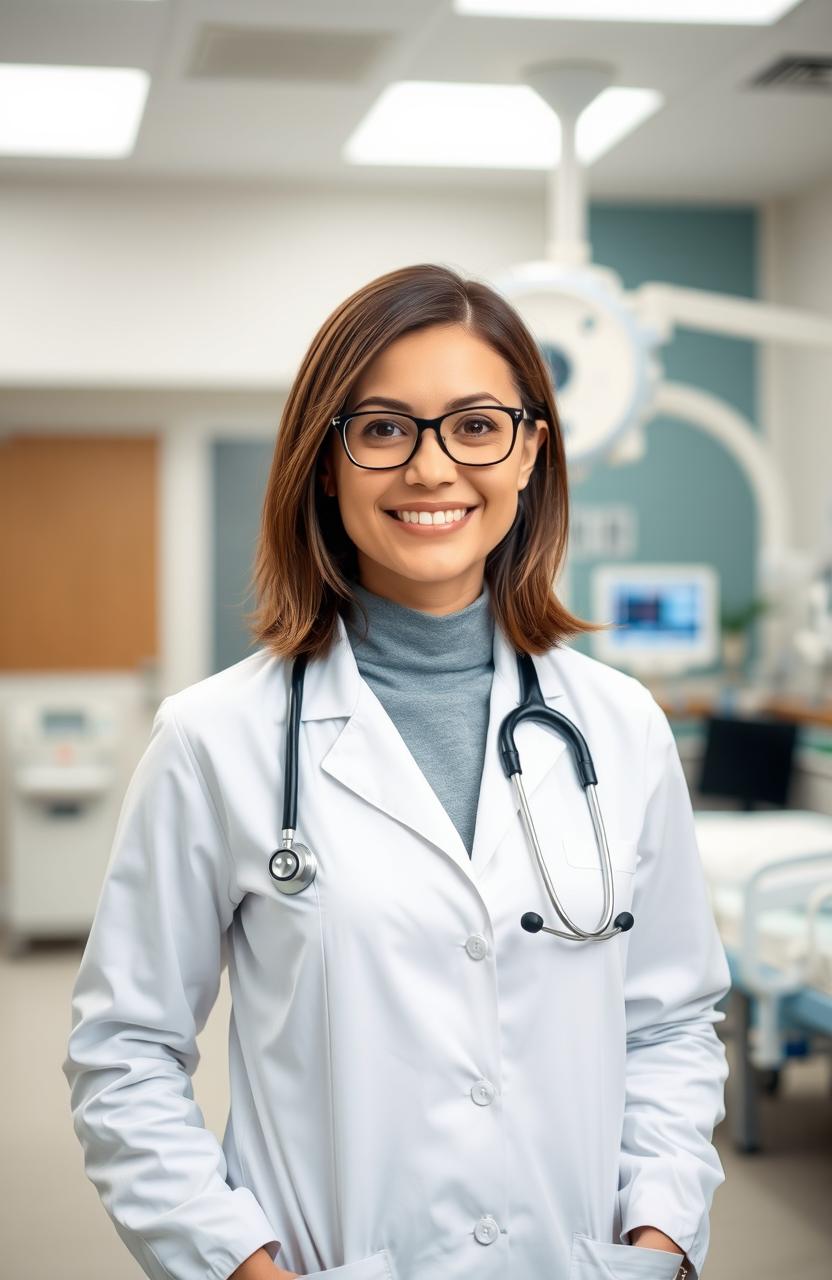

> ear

[
  {"left": 517, "top": 419, "right": 548, "bottom": 491},
  {"left": 317, "top": 441, "right": 337, "bottom": 498}
]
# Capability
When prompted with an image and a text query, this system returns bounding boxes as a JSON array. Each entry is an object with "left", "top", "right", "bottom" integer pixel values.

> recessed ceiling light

[
  {"left": 344, "top": 81, "right": 661, "bottom": 169},
  {"left": 453, "top": 0, "right": 802, "bottom": 23},
  {"left": 0, "top": 64, "right": 150, "bottom": 158},
  {"left": 575, "top": 87, "right": 662, "bottom": 162}
]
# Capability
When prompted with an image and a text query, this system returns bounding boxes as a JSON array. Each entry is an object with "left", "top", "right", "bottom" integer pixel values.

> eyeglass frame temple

[{"left": 329, "top": 405, "right": 531, "bottom": 470}]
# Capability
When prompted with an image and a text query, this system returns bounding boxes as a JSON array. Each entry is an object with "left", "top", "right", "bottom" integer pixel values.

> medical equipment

[
  {"left": 694, "top": 808, "right": 832, "bottom": 1151},
  {"left": 268, "top": 649, "right": 635, "bottom": 943},
  {"left": 4, "top": 695, "right": 120, "bottom": 952},
  {"left": 492, "top": 61, "right": 832, "bottom": 687},
  {"left": 590, "top": 563, "right": 719, "bottom": 677},
  {"left": 794, "top": 564, "right": 832, "bottom": 703}
]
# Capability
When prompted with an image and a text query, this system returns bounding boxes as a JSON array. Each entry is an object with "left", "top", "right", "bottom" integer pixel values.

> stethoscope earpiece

[
  {"left": 521, "top": 910, "right": 635, "bottom": 939},
  {"left": 521, "top": 912, "right": 544, "bottom": 934}
]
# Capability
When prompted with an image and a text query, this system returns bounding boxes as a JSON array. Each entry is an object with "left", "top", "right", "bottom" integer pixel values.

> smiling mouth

[{"left": 384, "top": 506, "right": 477, "bottom": 528}]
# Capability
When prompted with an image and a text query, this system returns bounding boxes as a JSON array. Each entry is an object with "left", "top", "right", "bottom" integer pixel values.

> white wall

[{"left": 0, "top": 177, "right": 544, "bottom": 388}]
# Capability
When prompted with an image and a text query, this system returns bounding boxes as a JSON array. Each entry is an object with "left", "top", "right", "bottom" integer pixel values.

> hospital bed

[{"left": 693, "top": 809, "right": 832, "bottom": 1153}]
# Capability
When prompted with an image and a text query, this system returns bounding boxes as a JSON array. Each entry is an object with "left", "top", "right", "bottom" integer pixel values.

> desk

[
  {"left": 646, "top": 684, "right": 832, "bottom": 732},
  {"left": 639, "top": 683, "right": 832, "bottom": 815}
]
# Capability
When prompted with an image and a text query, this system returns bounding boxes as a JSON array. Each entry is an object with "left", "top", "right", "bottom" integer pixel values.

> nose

[{"left": 404, "top": 427, "right": 458, "bottom": 485}]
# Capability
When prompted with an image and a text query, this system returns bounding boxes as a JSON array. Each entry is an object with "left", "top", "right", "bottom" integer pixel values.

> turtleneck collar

[{"left": 344, "top": 578, "right": 495, "bottom": 678}]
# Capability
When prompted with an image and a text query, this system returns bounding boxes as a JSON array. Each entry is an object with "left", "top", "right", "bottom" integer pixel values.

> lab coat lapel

[
  {"left": 469, "top": 621, "right": 568, "bottom": 881},
  {"left": 300, "top": 612, "right": 473, "bottom": 879}
]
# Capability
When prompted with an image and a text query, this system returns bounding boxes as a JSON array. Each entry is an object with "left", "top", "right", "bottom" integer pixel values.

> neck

[
  {"left": 344, "top": 578, "right": 495, "bottom": 678},
  {"left": 354, "top": 558, "right": 486, "bottom": 616}
]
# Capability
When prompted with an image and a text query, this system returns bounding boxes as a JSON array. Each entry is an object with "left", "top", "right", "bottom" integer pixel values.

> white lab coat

[{"left": 64, "top": 611, "right": 731, "bottom": 1280}]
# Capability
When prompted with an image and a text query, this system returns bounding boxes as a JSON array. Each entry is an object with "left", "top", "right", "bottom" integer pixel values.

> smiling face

[{"left": 318, "top": 323, "right": 548, "bottom": 615}]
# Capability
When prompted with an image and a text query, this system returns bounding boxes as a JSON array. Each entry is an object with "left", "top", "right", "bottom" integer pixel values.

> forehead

[{"left": 350, "top": 325, "right": 517, "bottom": 405}]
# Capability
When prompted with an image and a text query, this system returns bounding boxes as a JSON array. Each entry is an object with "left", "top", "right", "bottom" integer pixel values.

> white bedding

[{"left": 694, "top": 809, "right": 832, "bottom": 998}]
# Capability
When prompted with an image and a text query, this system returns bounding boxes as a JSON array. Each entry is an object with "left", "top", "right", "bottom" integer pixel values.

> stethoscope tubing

[
  {"left": 269, "top": 646, "right": 634, "bottom": 940},
  {"left": 269, "top": 652, "right": 317, "bottom": 893},
  {"left": 502, "top": 653, "right": 632, "bottom": 942}
]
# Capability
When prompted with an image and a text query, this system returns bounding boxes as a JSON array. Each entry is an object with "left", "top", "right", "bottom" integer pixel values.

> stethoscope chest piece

[{"left": 269, "top": 838, "right": 317, "bottom": 894}]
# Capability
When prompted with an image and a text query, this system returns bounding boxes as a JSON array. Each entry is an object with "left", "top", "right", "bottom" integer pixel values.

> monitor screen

[{"left": 610, "top": 581, "right": 703, "bottom": 648}]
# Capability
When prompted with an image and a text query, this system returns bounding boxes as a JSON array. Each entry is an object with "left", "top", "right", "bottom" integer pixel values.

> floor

[{"left": 2, "top": 940, "right": 830, "bottom": 1279}]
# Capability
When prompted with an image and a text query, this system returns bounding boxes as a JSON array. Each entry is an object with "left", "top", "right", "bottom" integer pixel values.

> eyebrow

[{"left": 350, "top": 391, "right": 504, "bottom": 412}]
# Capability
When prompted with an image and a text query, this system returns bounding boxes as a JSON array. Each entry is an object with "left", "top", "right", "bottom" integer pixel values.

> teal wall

[
  {"left": 213, "top": 204, "right": 759, "bottom": 673},
  {"left": 213, "top": 439, "right": 274, "bottom": 669},
  {"left": 569, "top": 204, "right": 759, "bottom": 667}
]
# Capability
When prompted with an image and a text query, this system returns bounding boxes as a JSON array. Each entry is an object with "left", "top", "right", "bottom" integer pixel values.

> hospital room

[{"left": 2, "top": 1, "right": 832, "bottom": 1278}]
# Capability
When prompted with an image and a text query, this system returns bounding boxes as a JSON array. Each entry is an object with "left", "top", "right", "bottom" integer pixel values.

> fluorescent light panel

[
  {"left": 454, "top": 0, "right": 801, "bottom": 23},
  {"left": 0, "top": 64, "right": 149, "bottom": 157},
  {"left": 344, "top": 82, "right": 662, "bottom": 169},
  {"left": 578, "top": 87, "right": 662, "bottom": 162}
]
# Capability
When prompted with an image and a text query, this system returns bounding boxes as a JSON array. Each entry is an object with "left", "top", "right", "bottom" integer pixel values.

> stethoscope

[{"left": 268, "top": 649, "right": 635, "bottom": 943}]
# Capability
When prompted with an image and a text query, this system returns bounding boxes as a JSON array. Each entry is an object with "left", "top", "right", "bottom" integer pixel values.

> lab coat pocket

[
  {"left": 569, "top": 1233, "right": 683, "bottom": 1278},
  {"left": 301, "top": 1246, "right": 395, "bottom": 1280},
  {"left": 563, "top": 835, "right": 639, "bottom": 874}
]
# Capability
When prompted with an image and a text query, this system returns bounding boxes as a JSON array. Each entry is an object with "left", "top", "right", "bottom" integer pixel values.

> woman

[{"left": 64, "top": 264, "right": 729, "bottom": 1280}]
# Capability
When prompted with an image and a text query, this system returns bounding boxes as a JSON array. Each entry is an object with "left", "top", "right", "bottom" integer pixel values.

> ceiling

[{"left": 1, "top": 0, "right": 831, "bottom": 202}]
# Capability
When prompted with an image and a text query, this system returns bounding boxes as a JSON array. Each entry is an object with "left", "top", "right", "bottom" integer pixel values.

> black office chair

[
  {"left": 696, "top": 713, "right": 803, "bottom": 1126},
  {"left": 697, "top": 714, "right": 799, "bottom": 812}
]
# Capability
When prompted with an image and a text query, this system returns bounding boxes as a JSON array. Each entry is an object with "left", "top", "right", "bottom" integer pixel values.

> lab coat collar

[
  {"left": 291, "top": 605, "right": 569, "bottom": 884},
  {"left": 297, "top": 606, "right": 565, "bottom": 717}
]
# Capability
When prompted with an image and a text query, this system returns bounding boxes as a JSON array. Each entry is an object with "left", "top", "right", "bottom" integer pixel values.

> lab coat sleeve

[
  {"left": 616, "top": 690, "right": 731, "bottom": 1280},
  {"left": 62, "top": 696, "right": 280, "bottom": 1280}
]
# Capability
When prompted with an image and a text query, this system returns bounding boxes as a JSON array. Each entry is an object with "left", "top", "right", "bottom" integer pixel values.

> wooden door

[{"left": 0, "top": 435, "right": 158, "bottom": 670}]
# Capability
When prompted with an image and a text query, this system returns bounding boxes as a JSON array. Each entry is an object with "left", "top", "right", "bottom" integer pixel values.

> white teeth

[{"left": 395, "top": 508, "right": 468, "bottom": 525}]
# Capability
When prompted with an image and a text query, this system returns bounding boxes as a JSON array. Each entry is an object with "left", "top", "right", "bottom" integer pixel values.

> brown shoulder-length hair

[{"left": 245, "top": 262, "right": 608, "bottom": 660}]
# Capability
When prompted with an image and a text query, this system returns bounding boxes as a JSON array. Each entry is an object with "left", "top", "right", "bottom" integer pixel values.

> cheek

[
  {"left": 334, "top": 473, "right": 386, "bottom": 544},
  {"left": 340, "top": 508, "right": 386, "bottom": 564},
  {"left": 478, "top": 480, "right": 522, "bottom": 530}
]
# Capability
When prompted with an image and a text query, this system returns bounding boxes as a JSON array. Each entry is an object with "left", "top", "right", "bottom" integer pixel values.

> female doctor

[{"left": 64, "top": 263, "right": 731, "bottom": 1280}]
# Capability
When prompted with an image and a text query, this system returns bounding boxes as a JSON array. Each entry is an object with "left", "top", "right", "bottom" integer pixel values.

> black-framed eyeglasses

[{"left": 330, "top": 405, "right": 531, "bottom": 470}]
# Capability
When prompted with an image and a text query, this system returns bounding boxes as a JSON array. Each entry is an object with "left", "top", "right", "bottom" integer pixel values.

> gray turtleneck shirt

[{"left": 344, "top": 580, "right": 495, "bottom": 858}]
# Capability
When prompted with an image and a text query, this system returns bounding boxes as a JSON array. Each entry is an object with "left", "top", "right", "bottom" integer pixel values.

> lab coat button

[
  {"left": 465, "top": 933, "right": 488, "bottom": 959},
  {"left": 471, "top": 1079, "right": 496, "bottom": 1105},
  {"left": 474, "top": 1215, "right": 499, "bottom": 1244}
]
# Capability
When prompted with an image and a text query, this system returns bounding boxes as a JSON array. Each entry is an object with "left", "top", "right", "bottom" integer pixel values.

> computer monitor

[{"left": 591, "top": 563, "right": 719, "bottom": 675}]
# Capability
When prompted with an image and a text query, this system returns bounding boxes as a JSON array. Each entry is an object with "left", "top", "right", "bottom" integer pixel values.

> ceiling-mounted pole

[
  {"left": 522, "top": 62, "right": 614, "bottom": 267},
  {"left": 553, "top": 108, "right": 583, "bottom": 264}
]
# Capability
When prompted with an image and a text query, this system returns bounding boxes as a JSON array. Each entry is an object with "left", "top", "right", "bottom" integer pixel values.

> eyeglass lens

[{"left": 343, "top": 408, "right": 515, "bottom": 467}]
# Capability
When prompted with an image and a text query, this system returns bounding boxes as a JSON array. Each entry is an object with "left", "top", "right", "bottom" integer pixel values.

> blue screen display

[{"left": 611, "top": 583, "right": 702, "bottom": 647}]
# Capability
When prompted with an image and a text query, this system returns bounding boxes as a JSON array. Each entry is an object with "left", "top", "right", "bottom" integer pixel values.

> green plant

[{"left": 719, "top": 597, "right": 771, "bottom": 634}]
